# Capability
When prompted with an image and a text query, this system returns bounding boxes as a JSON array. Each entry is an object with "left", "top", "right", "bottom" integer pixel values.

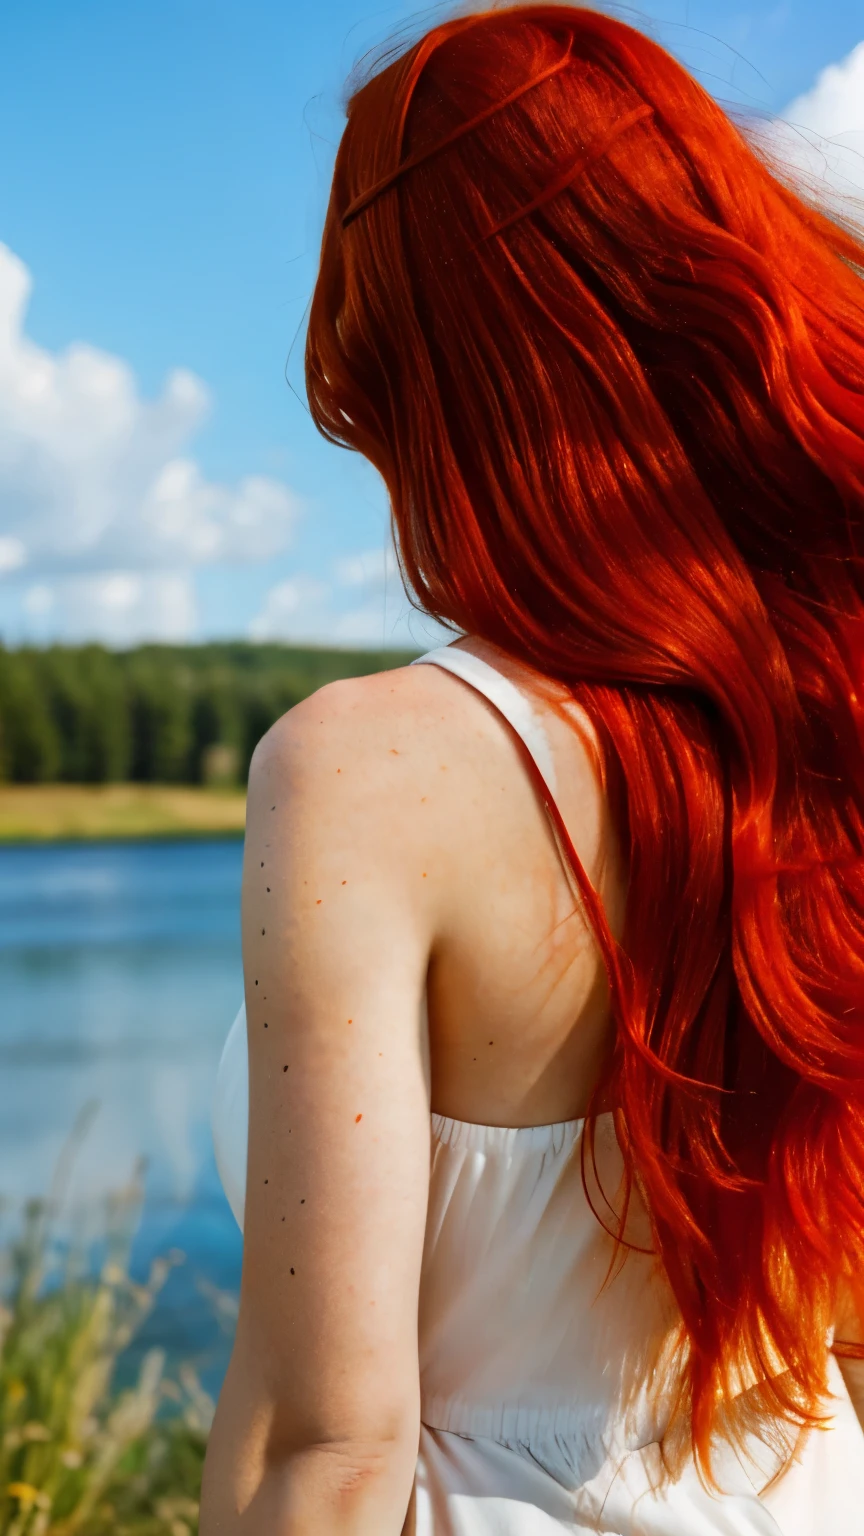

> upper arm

[{"left": 222, "top": 678, "right": 436, "bottom": 1469}]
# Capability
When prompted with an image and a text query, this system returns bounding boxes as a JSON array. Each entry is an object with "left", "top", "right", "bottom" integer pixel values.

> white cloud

[
  {"left": 334, "top": 546, "right": 399, "bottom": 588},
  {"left": 0, "top": 243, "right": 301, "bottom": 583},
  {"left": 758, "top": 41, "right": 864, "bottom": 203},
  {"left": 783, "top": 42, "right": 864, "bottom": 140},
  {"left": 250, "top": 546, "right": 453, "bottom": 650},
  {"left": 248, "top": 576, "right": 331, "bottom": 640},
  {"left": 0, "top": 534, "right": 25, "bottom": 572},
  {"left": 21, "top": 572, "right": 197, "bottom": 645}
]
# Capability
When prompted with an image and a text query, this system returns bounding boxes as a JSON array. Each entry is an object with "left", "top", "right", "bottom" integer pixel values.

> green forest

[{"left": 0, "top": 641, "right": 420, "bottom": 786}]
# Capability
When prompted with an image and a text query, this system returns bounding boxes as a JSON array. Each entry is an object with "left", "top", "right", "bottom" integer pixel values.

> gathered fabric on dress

[{"left": 212, "top": 644, "right": 864, "bottom": 1534}]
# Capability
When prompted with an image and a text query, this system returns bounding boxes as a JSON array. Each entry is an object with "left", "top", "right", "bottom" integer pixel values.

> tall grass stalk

[{"left": 0, "top": 1110, "right": 219, "bottom": 1535}]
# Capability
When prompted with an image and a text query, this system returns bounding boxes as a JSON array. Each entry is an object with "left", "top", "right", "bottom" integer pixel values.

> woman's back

[{"left": 410, "top": 635, "right": 626, "bottom": 1128}]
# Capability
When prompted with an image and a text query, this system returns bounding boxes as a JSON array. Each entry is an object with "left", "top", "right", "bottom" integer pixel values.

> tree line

[{"left": 0, "top": 641, "right": 420, "bottom": 785}]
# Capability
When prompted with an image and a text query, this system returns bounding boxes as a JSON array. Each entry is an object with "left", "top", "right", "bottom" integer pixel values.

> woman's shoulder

[
  {"left": 249, "top": 652, "right": 511, "bottom": 799},
  {"left": 245, "top": 645, "right": 609, "bottom": 904}
]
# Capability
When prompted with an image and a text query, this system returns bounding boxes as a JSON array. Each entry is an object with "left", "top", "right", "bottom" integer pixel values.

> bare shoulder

[
  {"left": 247, "top": 649, "right": 604, "bottom": 860},
  {"left": 248, "top": 659, "right": 496, "bottom": 808}
]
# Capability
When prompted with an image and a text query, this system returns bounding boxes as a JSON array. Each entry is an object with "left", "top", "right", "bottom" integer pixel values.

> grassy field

[{"left": 0, "top": 785, "right": 247, "bottom": 843}]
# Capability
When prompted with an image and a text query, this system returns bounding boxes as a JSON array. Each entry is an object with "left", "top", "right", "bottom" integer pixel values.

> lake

[{"left": 0, "top": 836, "right": 246, "bottom": 1395}]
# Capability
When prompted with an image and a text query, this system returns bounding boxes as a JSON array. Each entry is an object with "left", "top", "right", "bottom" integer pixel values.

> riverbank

[{"left": 0, "top": 784, "right": 247, "bottom": 842}]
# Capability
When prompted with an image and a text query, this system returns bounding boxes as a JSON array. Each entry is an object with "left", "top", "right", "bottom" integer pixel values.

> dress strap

[
  {"left": 411, "top": 645, "right": 557, "bottom": 793},
  {"left": 410, "top": 644, "right": 621, "bottom": 999}
]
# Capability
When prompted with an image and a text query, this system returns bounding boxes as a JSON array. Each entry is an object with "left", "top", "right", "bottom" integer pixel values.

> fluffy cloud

[
  {"left": 249, "top": 575, "right": 332, "bottom": 641},
  {"left": 782, "top": 41, "right": 864, "bottom": 140},
  {"left": 761, "top": 41, "right": 864, "bottom": 200},
  {"left": 250, "top": 547, "right": 451, "bottom": 650},
  {"left": 0, "top": 243, "right": 301, "bottom": 585},
  {"left": 0, "top": 534, "right": 25, "bottom": 573},
  {"left": 21, "top": 571, "right": 197, "bottom": 645},
  {"left": 334, "top": 547, "right": 399, "bottom": 589}
]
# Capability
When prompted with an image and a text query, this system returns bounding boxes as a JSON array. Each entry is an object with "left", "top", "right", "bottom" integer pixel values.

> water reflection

[{"left": 0, "top": 838, "right": 245, "bottom": 1390}]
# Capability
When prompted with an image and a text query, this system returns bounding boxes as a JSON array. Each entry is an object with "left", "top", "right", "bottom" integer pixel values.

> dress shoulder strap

[
  {"left": 410, "top": 644, "right": 557, "bottom": 794},
  {"left": 411, "top": 644, "right": 615, "bottom": 984}
]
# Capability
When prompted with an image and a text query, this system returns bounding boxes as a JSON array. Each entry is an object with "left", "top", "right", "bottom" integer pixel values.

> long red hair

[{"left": 306, "top": 4, "right": 864, "bottom": 1472}]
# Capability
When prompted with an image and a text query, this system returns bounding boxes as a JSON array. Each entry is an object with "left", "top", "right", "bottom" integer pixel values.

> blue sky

[{"left": 1, "top": 0, "right": 863, "bottom": 649}]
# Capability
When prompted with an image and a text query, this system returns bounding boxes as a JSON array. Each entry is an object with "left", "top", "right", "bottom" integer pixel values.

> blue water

[{"left": 0, "top": 838, "right": 246, "bottom": 1395}]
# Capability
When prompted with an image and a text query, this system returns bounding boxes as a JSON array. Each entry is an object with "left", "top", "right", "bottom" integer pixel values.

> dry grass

[
  {"left": 0, "top": 1110, "right": 220, "bottom": 1535},
  {"left": 0, "top": 786, "right": 247, "bottom": 843}
]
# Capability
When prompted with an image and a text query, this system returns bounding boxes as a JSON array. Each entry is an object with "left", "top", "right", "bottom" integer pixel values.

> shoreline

[{"left": 0, "top": 784, "right": 248, "bottom": 843}]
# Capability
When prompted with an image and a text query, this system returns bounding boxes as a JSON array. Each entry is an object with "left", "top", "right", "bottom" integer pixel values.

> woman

[{"left": 201, "top": 6, "right": 864, "bottom": 1531}]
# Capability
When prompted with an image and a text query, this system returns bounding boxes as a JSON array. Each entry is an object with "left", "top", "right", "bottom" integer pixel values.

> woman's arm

[{"left": 200, "top": 677, "right": 438, "bottom": 1535}]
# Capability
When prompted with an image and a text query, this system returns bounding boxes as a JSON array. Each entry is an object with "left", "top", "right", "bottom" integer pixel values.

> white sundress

[{"left": 212, "top": 642, "right": 864, "bottom": 1534}]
